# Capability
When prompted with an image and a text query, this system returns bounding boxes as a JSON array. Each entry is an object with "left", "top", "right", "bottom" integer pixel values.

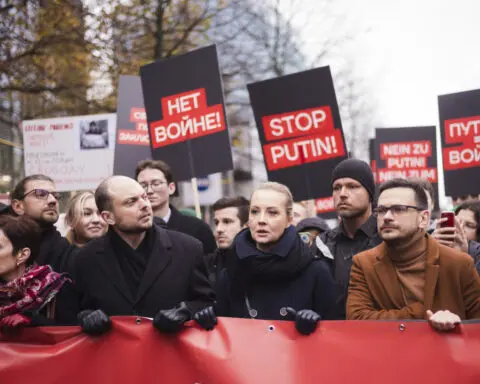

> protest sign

[
  {"left": 140, "top": 45, "right": 233, "bottom": 183},
  {"left": 113, "top": 75, "right": 151, "bottom": 178},
  {"left": 247, "top": 66, "right": 347, "bottom": 201},
  {"left": 22, "top": 114, "right": 116, "bottom": 191},
  {"left": 369, "top": 138, "right": 377, "bottom": 183},
  {"left": 375, "top": 126, "right": 439, "bottom": 209},
  {"left": 315, "top": 196, "right": 336, "bottom": 218},
  {"left": 438, "top": 89, "right": 480, "bottom": 197}
]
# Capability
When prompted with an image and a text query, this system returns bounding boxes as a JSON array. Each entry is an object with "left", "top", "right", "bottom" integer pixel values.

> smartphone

[{"left": 440, "top": 211, "right": 455, "bottom": 228}]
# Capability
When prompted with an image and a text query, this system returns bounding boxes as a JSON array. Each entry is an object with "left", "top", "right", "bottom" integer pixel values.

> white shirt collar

[{"left": 162, "top": 207, "right": 172, "bottom": 224}]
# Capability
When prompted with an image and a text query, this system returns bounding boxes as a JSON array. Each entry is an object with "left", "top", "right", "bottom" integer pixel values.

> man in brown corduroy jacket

[{"left": 347, "top": 179, "right": 480, "bottom": 331}]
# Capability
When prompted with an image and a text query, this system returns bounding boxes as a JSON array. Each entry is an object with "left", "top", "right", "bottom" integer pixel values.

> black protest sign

[
  {"left": 438, "top": 89, "right": 480, "bottom": 197},
  {"left": 114, "top": 75, "right": 151, "bottom": 178},
  {"left": 369, "top": 138, "right": 377, "bottom": 183},
  {"left": 140, "top": 45, "right": 233, "bottom": 182},
  {"left": 375, "top": 127, "right": 439, "bottom": 209},
  {"left": 247, "top": 66, "right": 348, "bottom": 201}
]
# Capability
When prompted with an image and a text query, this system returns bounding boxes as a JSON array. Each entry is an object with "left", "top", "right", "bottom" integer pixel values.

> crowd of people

[{"left": 0, "top": 158, "right": 479, "bottom": 337}]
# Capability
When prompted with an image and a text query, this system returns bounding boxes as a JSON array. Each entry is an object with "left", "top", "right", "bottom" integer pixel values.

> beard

[
  {"left": 338, "top": 205, "right": 369, "bottom": 219},
  {"left": 381, "top": 227, "right": 422, "bottom": 248},
  {"left": 35, "top": 211, "right": 59, "bottom": 229},
  {"left": 115, "top": 219, "right": 152, "bottom": 234}
]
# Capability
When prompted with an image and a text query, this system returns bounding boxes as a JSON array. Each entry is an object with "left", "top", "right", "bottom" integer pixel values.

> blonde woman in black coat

[{"left": 194, "top": 182, "right": 338, "bottom": 335}]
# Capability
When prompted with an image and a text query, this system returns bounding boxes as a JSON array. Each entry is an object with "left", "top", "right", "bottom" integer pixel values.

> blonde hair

[
  {"left": 296, "top": 200, "right": 317, "bottom": 217},
  {"left": 64, "top": 191, "right": 96, "bottom": 229},
  {"left": 252, "top": 182, "right": 294, "bottom": 216}
]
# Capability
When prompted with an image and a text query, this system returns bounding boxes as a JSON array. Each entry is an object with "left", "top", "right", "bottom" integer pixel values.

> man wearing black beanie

[{"left": 313, "top": 158, "right": 382, "bottom": 318}]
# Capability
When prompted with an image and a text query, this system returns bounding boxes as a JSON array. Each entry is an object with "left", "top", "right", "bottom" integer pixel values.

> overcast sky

[
  {"left": 348, "top": 0, "right": 480, "bottom": 127},
  {"left": 279, "top": 0, "right": 480, "bottom": 204},
  {"left": 285, "top": 0, "right": 480, "bottom": 126}
]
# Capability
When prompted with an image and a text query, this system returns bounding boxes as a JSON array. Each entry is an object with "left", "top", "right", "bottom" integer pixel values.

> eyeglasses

[
  {"left": 22, "top": 189, "right": 61, "bottom": 201},
  {"left": 373, "top": 204, "right": 423, "bottom": 217},
  {"left": 139, "top": 180, "right": 167, "bottom": 191}
]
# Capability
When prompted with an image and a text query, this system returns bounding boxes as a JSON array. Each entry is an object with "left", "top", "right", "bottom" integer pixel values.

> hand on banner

[
  {"left": 0, "top": 314, "right": 31, "bottom": 335},
  {"left": 193, "top": 306, "right": 217, "bottom": 331},
  {"left": 78, "top": 309, "right": 112, "bottom": 336},
  {"left": 153, "top": 302, "right": 192, "bottom": 333},
  {"left": 426, "top": 310, "right": 461, "bottom": 332},
  {"left": 285, "top": 307, "right": 321, "bottom": 335}
]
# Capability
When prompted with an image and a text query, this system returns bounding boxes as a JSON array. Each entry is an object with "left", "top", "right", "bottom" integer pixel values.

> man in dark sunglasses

[
  {"left": 347, "top": 178, "right": 480, "bottom": 330},
  {"left": 5, "top": 174, "right": 78, "bottom": 273}
]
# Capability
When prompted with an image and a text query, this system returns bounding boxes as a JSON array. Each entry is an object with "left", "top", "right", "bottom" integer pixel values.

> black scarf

[
  {"left": 109, "top": 227, "right": 155, "bottom": 297},
  {"left": 225, "top": 226, "right": 313, "bottom": 294}
]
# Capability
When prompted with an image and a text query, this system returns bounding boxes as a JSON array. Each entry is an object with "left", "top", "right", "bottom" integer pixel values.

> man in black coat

[
  {"left": 205, "top": 196, "right": 249, "bottom": 285},
  {"left": 135, "top": 159, "right": 217, "bottom": 254},
  {"left": 73, "top": 175, "right": 215, "bottom": 335},
  {"left": 6, "top": 174, "right": 77, "bottom": 273}
]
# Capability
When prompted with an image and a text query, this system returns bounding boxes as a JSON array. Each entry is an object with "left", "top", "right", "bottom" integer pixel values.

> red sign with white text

[
  {"left": 377, "top": 140, "right": 437, "bottom": 183},
  {"left": 315, "top": 196, "right": 335, "bottom": 214},
  {"left": 117, "top": 107, "right": 150, "bottom": 146},
  {"left": 262, "top": 106, "right": 334, "bottom": 142},
  {"left": 149, "top": 88, "right": 225, "bottom": 149},
  {"left": 443, "top": 115, "right": 480, "bottom": 170},
  {"left": 261, "top": 106, "right": 345, "bottom": 171}
]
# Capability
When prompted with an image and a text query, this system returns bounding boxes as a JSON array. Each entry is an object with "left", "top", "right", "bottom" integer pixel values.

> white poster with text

[{"left": 23, "top": 114, "right": 117, "bottom": 191}]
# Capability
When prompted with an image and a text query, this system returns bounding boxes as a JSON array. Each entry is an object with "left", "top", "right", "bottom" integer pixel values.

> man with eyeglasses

[
  {"left": 135, "top": 159, "right": 216, "bottom": 254},
  {"left": 313, "top": 158, "right": 382, "bottom": 318},
  {"left": 5, "top": 174, "right": 78, "bottom": 273},
  {"left": 347, "top": 178, "right": 480, "bottom": 330}
]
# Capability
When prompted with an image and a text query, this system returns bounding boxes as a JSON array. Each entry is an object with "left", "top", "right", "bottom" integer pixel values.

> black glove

[
  {"left": 193, "top": 306, "right": 217, "bottom": 331},
  {"left": 153, "top": 302, "right": 192, "bottom": 333},
  {"left": 285, "top": 307, "right": 321, "bottom": 335},
  {"left": 78, "top": 309, "right": 112, "bottom": 336}
]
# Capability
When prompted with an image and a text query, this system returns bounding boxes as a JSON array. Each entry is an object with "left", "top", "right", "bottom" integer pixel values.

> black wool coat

[
  {"left": 158, "top": 205, "right": 217, "bottom": 254},
  {"left": 72, "top": 224, "right": 215, "bottom": 317},
  {"left": 27, "top": 281, "right": 80, "bottom": 326}
]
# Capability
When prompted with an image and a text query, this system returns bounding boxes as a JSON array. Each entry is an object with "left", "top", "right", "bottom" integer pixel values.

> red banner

[{"left": 0, "top": 317, "right": 479, "bottom": 383}]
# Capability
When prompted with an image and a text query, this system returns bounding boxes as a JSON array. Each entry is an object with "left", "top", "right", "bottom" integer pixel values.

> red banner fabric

[{"left": 0, "top": 317, "right": 479, "bottom": 383}]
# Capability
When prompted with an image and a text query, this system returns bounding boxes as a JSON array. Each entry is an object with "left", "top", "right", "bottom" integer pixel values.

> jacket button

[{"left": 136, "top": 317, "right": 142, "bottom": 325}]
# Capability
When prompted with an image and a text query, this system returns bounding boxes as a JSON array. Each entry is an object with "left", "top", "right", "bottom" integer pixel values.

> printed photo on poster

[
  {"left": 80, "top": 119, "right": 109, "bottom": 149},
  {"left": 23, "top": 114, "right": 116, "bottom": 192}
]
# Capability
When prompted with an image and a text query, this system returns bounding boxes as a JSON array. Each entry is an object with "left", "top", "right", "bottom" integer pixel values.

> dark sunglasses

[{"left": 22, "top": 189, "right": 61, "bottom": 201}]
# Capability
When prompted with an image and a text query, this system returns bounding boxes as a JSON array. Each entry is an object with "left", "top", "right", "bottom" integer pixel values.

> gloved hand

[
  {"left": 78, "top": 309, "right": 112, "bottom": 336},
  {"left": 193, "top": 306, "right": 217, "bottom": 331},
  {"left": 285, "top": 307, "right": 321, "bottom": 335},
  {"left": 153, "top": 302, "right": 192, "bottom": 333},
  {"left": 0, "top": 314, "right": 31, "bottom": 335}
]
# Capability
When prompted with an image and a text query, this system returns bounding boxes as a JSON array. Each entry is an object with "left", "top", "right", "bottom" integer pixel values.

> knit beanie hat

[{"left": 331, "top": 158, "right": 375, "bottom": 201}]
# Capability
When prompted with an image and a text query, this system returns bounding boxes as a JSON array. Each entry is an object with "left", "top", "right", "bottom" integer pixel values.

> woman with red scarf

[{"left": 0, "top": 215, "right": 79, "bottom": 332}]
